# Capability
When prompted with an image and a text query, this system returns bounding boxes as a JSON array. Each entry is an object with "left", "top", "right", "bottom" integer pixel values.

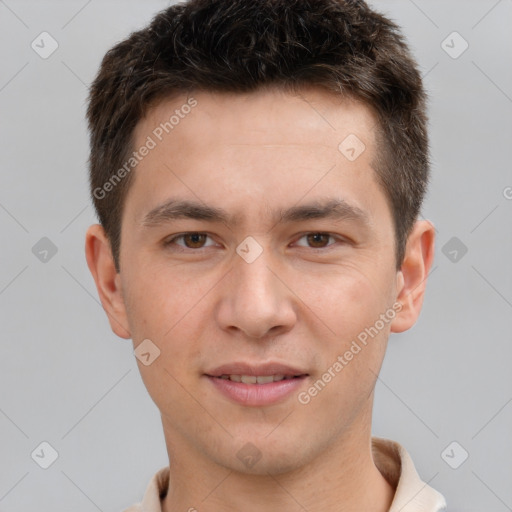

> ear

[
  {"left": 390, "top": 220, "right": 435, "bottom": 333},
  {"left": 85, "top": 224, "right": 131, "bottom": 339}
]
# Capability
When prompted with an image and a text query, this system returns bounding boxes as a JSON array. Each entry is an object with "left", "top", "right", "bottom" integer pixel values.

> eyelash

[{"left": 163, "top": 232, "right": 346, "bottom": 252}]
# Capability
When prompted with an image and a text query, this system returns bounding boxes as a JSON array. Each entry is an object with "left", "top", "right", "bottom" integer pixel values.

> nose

[{"left": 215, "top": 245, "right": 297, "bottom": 340}]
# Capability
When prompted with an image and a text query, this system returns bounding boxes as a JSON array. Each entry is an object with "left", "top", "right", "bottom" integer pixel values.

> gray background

[{"left": 0, "top": 0, "right": 511, "bottom": 510}]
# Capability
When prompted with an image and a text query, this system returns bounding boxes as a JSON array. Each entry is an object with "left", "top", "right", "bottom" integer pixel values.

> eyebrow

[{"left": 141, "top": 197, "right": 370, "bottom": 228}]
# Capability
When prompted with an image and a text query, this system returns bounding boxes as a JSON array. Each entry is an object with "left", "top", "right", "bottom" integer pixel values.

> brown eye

[
  {"left": 165, "top": 232, "right": 215, "bottom": 250},
  {"left": 306, "top": 233, "right": 331, "bottom": 248},
  {"left": 182, "top": 233, "right": 208, "bottom": 248},
  {"left": 294, "top": 233, "right": 337, "bottom": 249}
]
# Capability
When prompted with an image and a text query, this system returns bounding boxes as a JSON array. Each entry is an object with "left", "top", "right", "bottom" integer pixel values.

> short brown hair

[{"left": 87, "top": 0, "right": 429, "bottom": 271}]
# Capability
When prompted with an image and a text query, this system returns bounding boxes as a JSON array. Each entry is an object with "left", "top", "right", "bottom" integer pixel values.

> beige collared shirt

[{"left": 123, "top": 437, "right": 447, "bottom": 511}]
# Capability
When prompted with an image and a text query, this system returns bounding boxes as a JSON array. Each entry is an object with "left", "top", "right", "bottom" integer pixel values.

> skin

[{"left": 86, "top": 86, "right": 435, "bottom": 512}]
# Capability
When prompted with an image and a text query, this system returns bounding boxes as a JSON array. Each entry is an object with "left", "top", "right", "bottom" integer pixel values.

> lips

[
  {"left": 217, "top": 374, "right": 299, "bottom": 384},
  {"left": 205, "top": 362, "right": 309, "bottom": 406},
  {"left": 205, "top": 362, "right": 308, "bottom": 381}
]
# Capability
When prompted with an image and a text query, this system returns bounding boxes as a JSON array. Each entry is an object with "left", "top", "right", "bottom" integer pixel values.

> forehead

[
  {"left": 124, "top": 87, "right": 386, "bottom": 229},
  {"left": 136, "top": 86, "right": 378, "bottom": 154}
]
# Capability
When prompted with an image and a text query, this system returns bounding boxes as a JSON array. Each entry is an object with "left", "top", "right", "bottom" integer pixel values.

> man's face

[{"left": 116, "top": 87, "right": 402, "bottom": 473}]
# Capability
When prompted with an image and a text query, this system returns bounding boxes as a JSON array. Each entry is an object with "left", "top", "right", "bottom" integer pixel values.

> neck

[{"left": 161, "top": 419, "right": 395, "bottom": 512}]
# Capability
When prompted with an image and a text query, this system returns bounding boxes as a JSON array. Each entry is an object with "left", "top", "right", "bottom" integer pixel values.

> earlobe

[
  {"left": 85, "top": 224, "right": 131, "bottom": 339},
  {"left": 390, "top": 220, "right": 435, "bottom": 334}
]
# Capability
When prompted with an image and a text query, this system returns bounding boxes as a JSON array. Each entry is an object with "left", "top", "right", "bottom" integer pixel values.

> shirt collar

[{"left": 372, "top": 437, "right": 447, "bottom": 512}]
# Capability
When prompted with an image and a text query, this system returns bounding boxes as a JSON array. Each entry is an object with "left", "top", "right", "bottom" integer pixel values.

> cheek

[
  {"left": 122, "top": 263, "right": 214, "bottom": 382},
  {"left": 123, "top": 260, "right": 198, "bottom": 335},
  {"left": 123, "top": 265, "right": 208, "bottom": 415},
  {"left": 300, "top": 267, "right": 393, "bottom": 397},
  {"left": 298, "top": 263, "right": 392, "bottom": 338}
]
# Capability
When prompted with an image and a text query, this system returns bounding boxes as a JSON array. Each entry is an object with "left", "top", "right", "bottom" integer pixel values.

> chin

[
  {"left": 232, "top": 452, "right": 308, "bottom": 477},
  {"left": 215, "top": 432, "right": 317, "bottom": 476}
]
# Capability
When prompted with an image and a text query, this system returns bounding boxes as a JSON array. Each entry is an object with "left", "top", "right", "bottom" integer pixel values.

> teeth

[
  {"left": 219, "top": 374, "right": 295, "bottom": 383},
  {"left": 256, "top": 375, "right": 274, "bottom": 384}
]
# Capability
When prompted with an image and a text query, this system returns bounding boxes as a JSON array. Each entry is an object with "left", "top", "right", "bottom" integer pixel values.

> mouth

[
  {"left": 213, "top": 374, "right": 307, "bottom": 384},
  {"left": 204, "top": 363, "right": 309, "bottom": 406}
]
